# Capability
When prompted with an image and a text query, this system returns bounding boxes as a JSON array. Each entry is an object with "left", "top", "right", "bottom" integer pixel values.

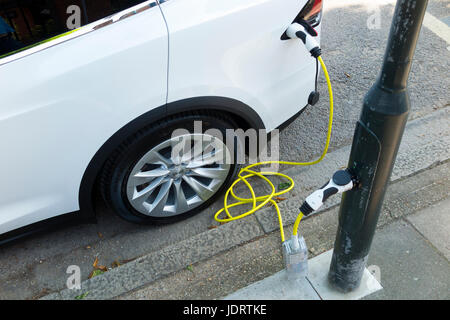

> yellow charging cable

[{"left": 214, "top": 56, "right": 333, "bottom": 243}]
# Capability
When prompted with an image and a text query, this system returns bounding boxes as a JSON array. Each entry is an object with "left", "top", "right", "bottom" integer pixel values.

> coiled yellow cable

[{"left": 214, "top": 56, "right": 333, "bottom": 243}]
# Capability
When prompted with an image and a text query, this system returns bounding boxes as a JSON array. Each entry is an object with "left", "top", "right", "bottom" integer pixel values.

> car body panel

[
  {"left": 160, "top": 0, "right": 319, "bottom": 131},
  {"left": 0, "top": 0, "right": 321, "bottom": 235},
  {"left": 0, "top": 2, "right": 168, "bottom": 234}
]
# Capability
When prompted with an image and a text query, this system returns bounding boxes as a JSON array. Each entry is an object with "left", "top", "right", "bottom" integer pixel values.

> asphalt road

[{"left": 1, "top": 0, "right": 449, "bottom": 300}]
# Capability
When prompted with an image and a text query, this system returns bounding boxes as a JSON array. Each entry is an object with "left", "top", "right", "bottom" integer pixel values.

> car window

[{"left": 0, "top": 0, "right": 149, "bottom": 60}]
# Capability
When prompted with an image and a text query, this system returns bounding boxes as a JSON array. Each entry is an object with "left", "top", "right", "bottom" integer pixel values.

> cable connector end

[
  {"left": 282, "top": 235, "right": 309, "bottom": 280},
  {"left": 300, "top": 169, "right": 357, "bottom": 216},
  {"left": 300, "top": 201, "right": 314, "bottom": 217}
]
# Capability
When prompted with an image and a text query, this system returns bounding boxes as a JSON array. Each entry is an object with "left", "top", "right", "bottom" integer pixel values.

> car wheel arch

[{"left": 77, "top": 96, "right": 266, "bottom": 220}]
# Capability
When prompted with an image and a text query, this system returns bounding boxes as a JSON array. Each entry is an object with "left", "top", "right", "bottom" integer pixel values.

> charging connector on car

[
  {"left": 286, "top": 20, "right": 322, "bottom": 106},
  {"left": 286, "top": 22, "right": 322, "bottom": 58}
]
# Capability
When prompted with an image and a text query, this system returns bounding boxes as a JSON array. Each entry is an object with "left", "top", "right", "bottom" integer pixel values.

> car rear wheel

[{"left": 100, "top": 112, "right": 242, "bottom": 224}]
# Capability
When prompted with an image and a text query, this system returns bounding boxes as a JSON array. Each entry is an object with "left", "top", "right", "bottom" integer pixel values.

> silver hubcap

[{"left": 126, "top": 134, "right": 231, "bottom": 217}]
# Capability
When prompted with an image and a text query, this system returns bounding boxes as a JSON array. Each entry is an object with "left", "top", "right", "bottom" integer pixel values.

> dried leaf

[
  {"left": 274, "top": 197, "right": 287, "bottom": 203},
  {"left": 92, "top": 256, "right": 108, "bottom": 272},
  {"left": 97, "top": 265, "right": 108, "bottom": 272},
  {"left": 92, "top": 256, "right": 99, "bottom": 268},
  {"left": 207, "top": 225, "right": 218, "bottom": 230}
]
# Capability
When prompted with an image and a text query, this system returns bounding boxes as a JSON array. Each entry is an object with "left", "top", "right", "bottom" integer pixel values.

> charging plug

[
  {"left": 282, "top": 235, "right": 309, "bottom": 280},
  {"left": 286, "top": 23, "right": 321, "bottom": 58},
  {"left": 300, "top": 169, "right": 356, "bottom": 216}
]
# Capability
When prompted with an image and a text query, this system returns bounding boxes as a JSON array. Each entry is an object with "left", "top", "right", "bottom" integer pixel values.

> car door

[{"left": 0, "top": 0, "right": 168, "bottom": 234}]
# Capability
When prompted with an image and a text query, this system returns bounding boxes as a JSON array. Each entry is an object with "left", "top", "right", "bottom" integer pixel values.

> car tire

[{"left": 99, "top": 111, "right": 243, "bottom": 224}]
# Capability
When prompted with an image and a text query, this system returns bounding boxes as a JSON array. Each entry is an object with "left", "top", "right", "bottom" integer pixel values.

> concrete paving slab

[
  {"left": 365, "top": 220, "right": 450, "bottom": 300},
  {"left": 224, "top": 272, "right": 320, "bottom": 300},
  {"left": 306, "top": 250, "right": 382, "bottom": 300},
  {"left": 407, "top": 198, "right": 450, "bottom": 261}
]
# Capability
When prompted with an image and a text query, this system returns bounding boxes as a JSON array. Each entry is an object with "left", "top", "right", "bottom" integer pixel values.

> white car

[{"left": 0, "top": 0, "right": 322, "bottom": 241}]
